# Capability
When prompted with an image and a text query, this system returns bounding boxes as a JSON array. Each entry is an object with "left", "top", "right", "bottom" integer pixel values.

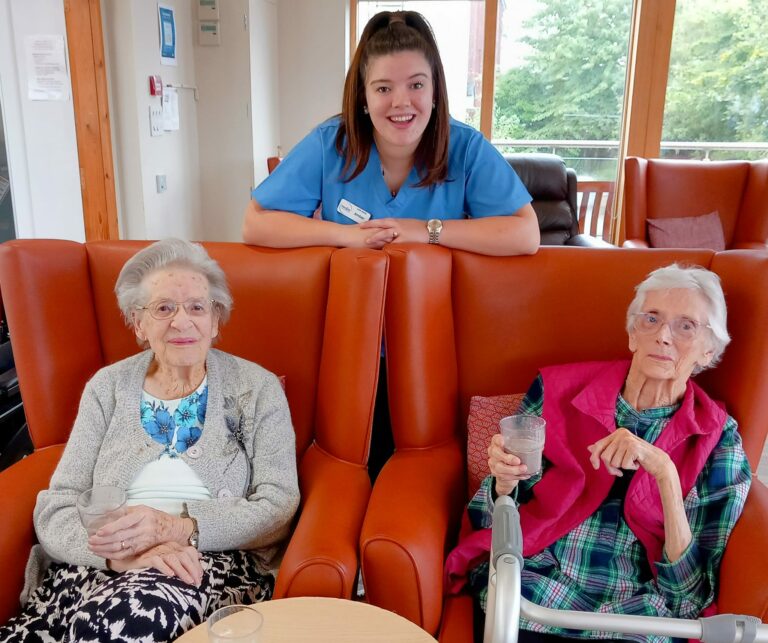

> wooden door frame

[
  {"left": 63, "top": 0, "right": 119, "bottom": 241},
  {"left": 613, "top": 0, "right": 675, "bottom": 244}
]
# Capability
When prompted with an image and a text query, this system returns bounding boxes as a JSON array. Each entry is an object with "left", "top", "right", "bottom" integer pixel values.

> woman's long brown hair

[{"left": 336, "top": 11, "right": 450, "bottom": 188}]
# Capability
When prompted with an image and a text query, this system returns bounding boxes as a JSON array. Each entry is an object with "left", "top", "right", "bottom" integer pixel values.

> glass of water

[
  {"left": 208, "top": 604, "right": 263, "bottom": 643},
  {"left": 76, "top": 485, "right": 126, "bottom": 536},
  {"left": 499, "top": 414, "right": 546, "bottom": 476}
]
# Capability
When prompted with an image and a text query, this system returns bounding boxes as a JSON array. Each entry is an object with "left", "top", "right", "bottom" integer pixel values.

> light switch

[
  {"left": 149, "top": 106, "right": 163, "bottom": 137},
  {"left": 156, "top": 175, "right": 167, "bottom": 193}
]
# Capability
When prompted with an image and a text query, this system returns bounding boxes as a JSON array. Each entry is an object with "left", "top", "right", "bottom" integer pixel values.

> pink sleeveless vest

[{"left": 445, "top": 359, "right": 726, "bottom": 593}]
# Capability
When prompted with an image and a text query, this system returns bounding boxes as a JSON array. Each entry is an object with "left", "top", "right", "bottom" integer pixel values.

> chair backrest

[
  {"left": 377, "top": 244, "right": 768, "bottom": 634},
  {"left": 505, "top": 153, "right": 579, "bottom": 245},
  {"left": 578, "top": 180, "right": 615, "bottom": 239},
  {"left": 0, "top": 240, "right": 387, "bottom": 467},
  {"left": 385, "top": 244, "right": 768, "bottom": 479},
  {"left": 624, "top": 157, "right": 768, "bottom": 248},
  {"left": 267, "top": 156, "right": 282, "bottom": 174}
]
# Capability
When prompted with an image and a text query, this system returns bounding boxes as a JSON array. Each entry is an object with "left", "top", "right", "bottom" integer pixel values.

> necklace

[{"left": 381, "top": 169, "right": 397, "bottom": 197}]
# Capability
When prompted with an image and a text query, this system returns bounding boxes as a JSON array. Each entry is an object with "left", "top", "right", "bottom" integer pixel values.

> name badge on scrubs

[{"left": 337, "top": 198, "right": 372, "bottom": 223}]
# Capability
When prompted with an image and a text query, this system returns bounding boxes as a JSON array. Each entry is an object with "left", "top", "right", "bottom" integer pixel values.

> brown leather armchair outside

[
  {"left": 0, "top": 240, "right": 388, "bottom": 625},
  {"left": 623, "top": 156, "right": 768, "bottom": 249},
  {"left": 504, "top": 153, "right": 612, "bottom": 248},
  {"left": 360, "top": 244, "right": 768, "bottom": 639}
]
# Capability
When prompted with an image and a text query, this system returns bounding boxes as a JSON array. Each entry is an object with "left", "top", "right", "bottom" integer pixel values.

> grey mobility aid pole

[{"left": 485, "top": 496, "right": 768, "bottom": 643}]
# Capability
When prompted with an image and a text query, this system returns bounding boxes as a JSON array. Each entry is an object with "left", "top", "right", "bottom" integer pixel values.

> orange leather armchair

[
  {"left": 0, "top": 240, "right": 388, "bottom": 625},
  {"left": 623, "top": 156, "right": 768, "bottom": 249},
  {"left": 360, "top": 244, "right": 768, "bottom": 640}
]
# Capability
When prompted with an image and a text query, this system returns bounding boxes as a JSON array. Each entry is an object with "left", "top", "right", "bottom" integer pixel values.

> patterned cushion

[
  {"left": 466, "top": 393, "right": 524, "bottom": 498},
  {"left": 647, "top": 211, "right": 726, "bottom": 251}
]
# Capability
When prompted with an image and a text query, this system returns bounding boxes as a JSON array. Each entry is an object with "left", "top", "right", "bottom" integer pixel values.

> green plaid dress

[{"left": 468, "top": 375, "right": 751, "bottom": 642}]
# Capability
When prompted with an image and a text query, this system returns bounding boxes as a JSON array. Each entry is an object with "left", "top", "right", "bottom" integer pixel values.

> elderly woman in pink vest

[{"left": 452, "top": 264, "right": 751, "bottom": 643}]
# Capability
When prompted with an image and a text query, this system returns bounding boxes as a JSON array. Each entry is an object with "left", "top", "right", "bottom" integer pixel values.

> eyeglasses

[
  {"left": 136, "top": 298, "right": 215, "bottom": 320},
  {"left": 631, "top": 312, "right": 711, "bottom": 342}
]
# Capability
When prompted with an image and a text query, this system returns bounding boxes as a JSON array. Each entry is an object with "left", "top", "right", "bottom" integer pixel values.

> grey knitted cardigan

[{"left": 22, "top": 349, "right": 300, "bottom": 602}]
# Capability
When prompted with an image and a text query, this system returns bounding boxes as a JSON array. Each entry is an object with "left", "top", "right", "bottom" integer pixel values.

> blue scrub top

[{"left": 252, "top": 117, "right": 531, "bottom": 223}]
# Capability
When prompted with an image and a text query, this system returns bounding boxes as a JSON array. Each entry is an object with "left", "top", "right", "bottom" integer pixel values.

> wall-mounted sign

[
  {"left": 158, "top": 4, "right": 177, "bottom": 66},
  {"left": 25, "top": 35, "right": 70, "bottom": 101}
]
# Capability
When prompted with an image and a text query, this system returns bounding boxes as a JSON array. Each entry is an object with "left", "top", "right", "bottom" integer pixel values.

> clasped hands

[
  {"left": 88, "top": 505, "right": 202, "bottom": 587},
  {"left": 489, "top": 428, "right": 677, "bottom": 497},
  {"left": 347, "top": 218, "right": 428, "bottom": 249}
]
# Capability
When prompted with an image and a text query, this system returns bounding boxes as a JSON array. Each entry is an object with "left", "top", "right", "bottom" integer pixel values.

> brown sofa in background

[
  {"left": 623, "top": 157, "right": 768, "bottom": 249},
  {"left": 0, "top": 240, "right": 388, "bottom": 625},
  {"left": 360, "top": 244, "right": 768, "bottom": 640}
]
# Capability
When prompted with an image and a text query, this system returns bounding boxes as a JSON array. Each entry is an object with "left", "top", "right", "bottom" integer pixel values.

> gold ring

[
  {"left": 393, "top": 231, "right": 398, "bottom": 238},
  {"left": 121, "top": 540, "right": 126, "bottom": 550}
]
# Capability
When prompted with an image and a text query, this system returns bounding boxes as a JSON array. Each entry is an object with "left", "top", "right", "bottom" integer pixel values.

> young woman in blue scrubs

[{"left": 243, "top": 10, "right": 540, "bottom": 256}]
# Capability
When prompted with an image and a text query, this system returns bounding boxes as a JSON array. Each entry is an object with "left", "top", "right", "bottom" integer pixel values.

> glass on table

[
  {"left": 76, "top": 485, "right": 127, "bottom": 536},
  {"left": 499, "top": 414, "right": 546, "bottom": 476},
  {"left": 208, "top": 604, "right": 263, "bottom": 643}
]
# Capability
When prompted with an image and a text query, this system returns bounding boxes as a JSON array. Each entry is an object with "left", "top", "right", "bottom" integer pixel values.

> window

[
  {"left": 493, "top": 0, "right": 633, "bottom": 181},
  {"left": 351, "top": 0, "right": 767, "bottom": 242},
  {"left": 661, "top": 0, "right": 768, "bottom": 161}
]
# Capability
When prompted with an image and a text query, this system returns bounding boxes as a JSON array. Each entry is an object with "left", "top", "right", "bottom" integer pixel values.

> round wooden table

[{"left": 176, "top": 597, "right": 437, "bottom": 642}]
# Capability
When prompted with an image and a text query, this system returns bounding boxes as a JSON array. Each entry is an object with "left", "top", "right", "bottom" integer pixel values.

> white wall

[
  {"left": 250, "top": 0, "right": 280, "bottom": 191},
  {"left": 0, "top": 0, "right": 84, "bottom": 241},
  {"left": 195, "top": 0, "right": 254, "bottom": 241},
  {"left": 0, "top": 0, "right": 349, "bottom": 242},
  {"left": 103, "top": 0, "right": 203, "bottom": 241},
  {"left": 277, "top": 0, "right": 347, "bottom": 153}
]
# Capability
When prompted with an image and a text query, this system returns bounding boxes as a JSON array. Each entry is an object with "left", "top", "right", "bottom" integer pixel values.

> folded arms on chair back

[
  {"left": 0, "top": 240, "right": 388, "bottom": 625},
  {"left": 360, "top": 244, "right": 768, "bottom": 638},
  {"left": 623, "top": 156, "right": 768, "bottom": 249}
]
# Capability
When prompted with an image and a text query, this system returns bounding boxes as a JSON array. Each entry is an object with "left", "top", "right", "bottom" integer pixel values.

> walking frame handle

[{"left": 485, "top": 497, "right": 768, "bottom": 643}]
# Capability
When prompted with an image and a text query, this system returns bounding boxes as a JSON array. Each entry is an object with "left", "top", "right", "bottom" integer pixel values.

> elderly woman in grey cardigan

[{"left": 0, "top": 239, "right": 300, "bottom": 643}]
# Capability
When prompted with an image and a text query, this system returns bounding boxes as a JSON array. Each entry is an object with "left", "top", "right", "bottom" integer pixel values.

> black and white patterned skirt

[{"left": 0, "top": 550, "right": 273, "bottom": 643}]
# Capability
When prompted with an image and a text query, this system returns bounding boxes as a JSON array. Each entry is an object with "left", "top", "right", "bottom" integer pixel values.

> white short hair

[
  {"left": 625, "top": 263, "right": 730, "bottom": 372},
  {"left": 115, "top": 238, "right": 233, "bottom": 326}
]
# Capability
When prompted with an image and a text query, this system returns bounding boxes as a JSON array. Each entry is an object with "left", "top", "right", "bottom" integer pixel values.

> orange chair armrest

[
  {"left": 361, "top": 442, "right": 465, "bottom": 635},
  {"left": 439, "top": 594, "right": 476, "bottom": 643},
  {"left": 718, "top": 480, "right": 768, "bottom": 620},
  {"left": 274, "top": 445, "right": 371, "bottom": 600},
  {"left": 622, "top": 239, "right": 649, "bottom": 249},
  {"left": 0, "top": 446, "right": 62, "bottom": 625}
]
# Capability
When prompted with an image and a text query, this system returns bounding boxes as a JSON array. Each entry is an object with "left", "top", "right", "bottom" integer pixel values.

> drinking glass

[
  {"left": 208, "top": 604, "right": 263, "bottom": 643},
  {"left": 76, "top": 485, "right": 127, "bottom": 536},
  {"left": 499, "top": 414, "right": 546, "bottom": 475}
]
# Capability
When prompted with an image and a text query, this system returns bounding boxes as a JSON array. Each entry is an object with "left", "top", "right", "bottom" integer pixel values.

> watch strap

[
  {"left": 427, "top": 219, "right": 443, "bottom": 244},
  {"left": 181, "top": 502, "right": 200, "bottom": 549}
]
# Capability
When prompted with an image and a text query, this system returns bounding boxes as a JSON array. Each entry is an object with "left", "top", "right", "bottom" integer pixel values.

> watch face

[{"left": 427, "top": 219, "right": 442, "bottom": 232}]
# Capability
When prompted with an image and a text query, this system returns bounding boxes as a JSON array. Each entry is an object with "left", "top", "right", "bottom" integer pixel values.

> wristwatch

[
  {"left": 427, "top": 218, "right": 443, "bottom": 244},
  {"left": 181, "top": 502, "right": 199, "bottom": 549}
]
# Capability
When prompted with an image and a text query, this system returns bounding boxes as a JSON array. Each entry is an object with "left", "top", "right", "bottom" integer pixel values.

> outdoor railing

[{"left": 492, "top": 139, "right": 768, "bottom": 181}]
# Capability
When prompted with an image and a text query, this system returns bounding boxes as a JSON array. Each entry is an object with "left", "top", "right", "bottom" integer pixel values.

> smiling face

[
  {"left": 364, "top": 50, "right": 434, "bottom": 157},
  {"left": 133, "top": 267, "right": 218, "bottom": 371},
  {"left": 628, "top": 288, "right": 715, "bottom": 386}
]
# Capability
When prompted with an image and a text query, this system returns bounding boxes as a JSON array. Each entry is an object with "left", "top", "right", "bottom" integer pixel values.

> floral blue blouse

[{"left": 140, "top": 379, "right": 208, "bottom": 457}]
